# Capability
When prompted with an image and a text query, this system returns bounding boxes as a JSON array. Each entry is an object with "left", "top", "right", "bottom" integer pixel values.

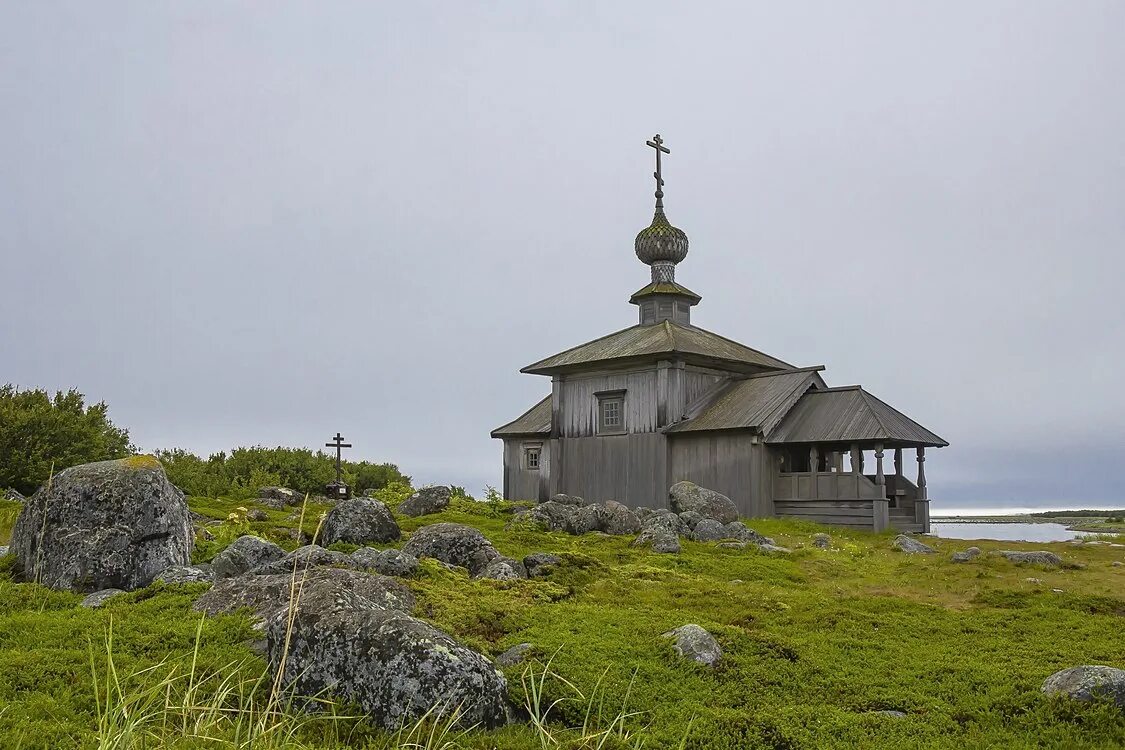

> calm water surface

[{"left": 928, "top": 522, "right": 1117, "bottom": 542}]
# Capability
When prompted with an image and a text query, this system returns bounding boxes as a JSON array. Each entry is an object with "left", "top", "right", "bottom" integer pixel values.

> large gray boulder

[
  {"left": 81, "top": 588, "right": 126, "bottom": 609},
  {"left": 668, "top": 481, "right": 738, "bottom": 524},
  {"left": 402, "top": 523, "right": 500, "bottom": 575},
  {"left": 661, "top": 624, "right": 722, "bottom": 667},
  {"left": 547, "top": 493, "right": 588, "bottom": 507},
  {"left": 397, "top": 486, "right": 452, "bottom": 517},
  {"left": 690, "top": 519, "right": 731, "bottom": 542},
  {"left": 722, "top": 522, "right": 769, "bottom": 545},
  {"left": 565, "top": 505, "right": 602, "bottom": 535},
  {"left": 265, "top": 599, "right": 510, "bottom": 729},
  {"left": 642, "top": 510, "right": 689, "bottom": 538},
  {"left": 321, "top": 498, "right": 401, "bottom": 545},
  {"left": 156, "top": 565, "right": 214, "bottom": 585},
  {"left": 595, "top": 500, "right": 642, "bottom": 535},
  {"left": 9, "top": 457, "right": 193, "bottom": 592},
  {"left": 1041, "top": 666, "right": 1125, "bottom": 707},
  {"left": 515, "top": 501, "right": 575, "bottom": 532},
  {"left": 892, "top": 535, "right": 936, "bottom": 554},
  {"left": 194, "top": 567, "right": 414, "bottom": 627},
  {"left": 476, "top": 556, "right": 528, "bottom": 581},
  {"left": 211, "top": 535, "right": 286, "bottom": 579},
  {"left": 1000, "top": 550, "right": 1062, "bottom": 566},
  {"left": 350, "top": 547, "right": 420, "bottom": 577},
  {"left": 252, "top": 544, "right": 351, "bottom": 575}
]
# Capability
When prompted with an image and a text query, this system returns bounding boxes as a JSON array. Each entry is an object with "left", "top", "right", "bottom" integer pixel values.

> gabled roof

[
  {"left": 766, "top": 386, "right": 948, "bottom": 447},
  {"left": 521, "top": 320, "right": 793, "bottom": 375},
  {"left": 666, "top": 368, "right": 823, "bottom": 435},
  {"left": 491, "top": 395, "right": 552, "bottom": 438}
]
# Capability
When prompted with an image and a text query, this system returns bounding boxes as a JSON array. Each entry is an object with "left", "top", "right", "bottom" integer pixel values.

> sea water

[{"left": 928, "top": 522, "right": 1117, "bottom": 543}]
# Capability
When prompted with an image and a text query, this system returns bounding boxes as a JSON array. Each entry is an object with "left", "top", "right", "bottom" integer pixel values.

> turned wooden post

[
  {"left": 894, "top": 448, "right": 903, "bottom": 478},
  {"left": 809, "top": 445, "right": 819, "bottom": 499},
  {"left": 915, "top": 447, "right": 930, "bottom": 532},
  {"left": 872, "top": 443, "right": 889, "bottom": 532}
]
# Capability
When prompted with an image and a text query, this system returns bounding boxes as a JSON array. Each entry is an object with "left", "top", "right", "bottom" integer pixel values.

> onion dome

[{"left": 635, "top": 206, "right": 689, "bottom": 282}]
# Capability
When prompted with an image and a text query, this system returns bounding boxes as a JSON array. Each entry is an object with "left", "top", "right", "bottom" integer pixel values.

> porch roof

[
  {"left": 666, "top": 368, "right": 823, "bottom": 435},
  {"left": 766, "top": 386, "right": 948, "bottom": 447},
  {"left": 491, "top": 395, "right": 552, "bottom": 438}
]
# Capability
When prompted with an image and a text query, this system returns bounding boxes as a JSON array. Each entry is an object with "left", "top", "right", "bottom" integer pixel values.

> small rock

[
  {"left": 951, "top": 546, "right": 982, "bottom": 563},
  {"left": 641, "top": 510, "right": 688, "bottom": 537},
  {"left": 246, "top": 509, "right": 269, "bottom": 522},
  {"left": 81, "top": 588, "right": 126, "bottom": 608},
  {"left": 258, "top": 486, "right": 303, "bottom": 509},
  {"left": 321, "top": 498, "right": 401, "bottom": 545},
  {"left": 211, "top": 535, "right": 286, "bottom": 579},
  {"left": 155, "top": 565, "right": 213, "bottom": 584},
  {"left": 722, "top": 522, "right": 769, "bottom": 545},
  {"left": 633, "top": 527, "right": 681, "bottom": 553},
  {"left": 253, "top": 545, "right": 352, "bottom": 575},
  {"left": 402, "top": 523, "right": 500, "bottom": 576},
  {"left": 1025, "top": 577, "right": 1043, "bottom": 584},
  {"left": 661, "top": 624, "right": 722, "bottom": 667},
  {"left": 1000, "top": 550, "right": 1062, "bottom": 566},
  {"left": 870, "top": 710, "right": 907, "bottom": 719},
  {"left": 757, "top": 543, "right": 792, "bottom": 554},
  {"left": 716, "top": 541, "right": 747, "bottom": 550},
  {"left": 1112, "top": 561, "right": 1123, "bottom": 567},
  {"left": 596, "top": 500, "right": 641, "bottom": 535},
  {"left": 812, "top": 533, "right": 831, "bottom": 550},
  {"left": 1041, "top": 666, "right": 1125, "bottom": 707},
  {"left": 495, "top": 643, "right": 534, "bottom": 667},
  {"left": 668, "top": 481, "right": 739, "bottom": 524},
  {"left": 1, "top": 488, "right": 26, "bottom": 502},
  {"left": 515, "top": 501, "right": 574, "bottom": 532},
  {"left": 892, "top": 535, "right": 936, "bottom": 554},
  {"left": 397, "top": 486, "right": 452, "bottom": 517},
  {"left": 350, "top": 548, "right": 420, "bottom": 577},
  {"left": 633, "top": 506, "right": 656, "bottom": 519},
  {"left": 0, "top": 545, "right": 8, "bottom": 557},
  {"left": 477, "top": 556, "right": 527, "bottom": 581},
  {"left": 690, "top": 518, "right": 730, "bottom": 542},
  {"left": 565, "top": 505, "right": 602, "bottom": 535},
  {"left": 677, "top": 510, "right": 704, "bottom": 530},
  {"left": 523, "top": 552, "right": 562, "bottom": 578}
]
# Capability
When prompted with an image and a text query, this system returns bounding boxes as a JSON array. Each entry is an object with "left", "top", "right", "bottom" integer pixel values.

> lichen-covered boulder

[
  {"left": 661, "top": 624, "right": 722, "bottom": 667},
  {"left": 155, "top": 565, "right": 213, "bottom": 584},
  {"left": 265, "top": 601, "right": 511, "bottom": 729},
  {"left": 565, "top": 505, "right": 602, "bottom": 535},
  {"left": 253, "top": 545, "right": 352, "bottom": 575},
  {"left": 892, "top": 535, "right": 935, "bottom": 554},
  {"left": 402, "top": 523, "right": 500, "bottom": 575},
  {"left": 321, "top": 498, "right": 401, "bottom": 546},
  {"left": 495, "top": 642, "right": 534, "bottom": 667},
  {"left": 476, "top": 556, "right": 527, "bottom": 581},
  {"left": 523, "top": 552, "right": 562, "bottom": 578},
  {"left": 547, "top": 493, "right": 588, "bottom": 507},
  {"left": 668, "top": 481, "right": 738, "bottom": 524},
  {"left": 1001, "top": 550, "right": 1062, "bottom": 566},
  {"left": 9, "top": 457, "right": 193, "bottom": 592},
  {"left": 633, "top": 527, "right": 681, "bottom": 553},
  {"left": 258, "top": 486, "right": 303, "bottom": 509},
  {"left": 690, "top": 519, "right": 731, "bottom": 542},
  {"left": 194, "top": 567, "right": 414, "bottom": 627},
  {"left": 350, "top": 547, "right": 420, "bottom": 577},
  {"left": 211, "top": 535, "right": 286, "bottom": 579},
  {"left": 596, "top": 500, "right": 642, "bottom": 535},
  {"left": 951, "top": 546, "right": 982, "bottom": 563},
  {"left": 642, "top": 510, "right": 689, "bottom": 538},
  {"left": 722, "top": 522, "right": 769, "bottom": 545},
  {"left": 677, "top": 511, "right": 704, "bottom": 530},
  {"left": 515, "top": 501, "right": 575, "bottom": 532},
  {"left": 1041, "top": 666, "right": 1125, "bottom": 707},
  {"left": 397, "top": 486, "right": 452, "bottom": 517}
]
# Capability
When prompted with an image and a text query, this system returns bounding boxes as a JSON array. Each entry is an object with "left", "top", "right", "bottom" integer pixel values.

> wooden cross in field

[{"left": 325, "top": 432, "right": 351, "bottom": 485}]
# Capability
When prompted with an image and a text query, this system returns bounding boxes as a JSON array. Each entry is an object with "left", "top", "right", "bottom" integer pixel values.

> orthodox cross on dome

[
  {"left": 325, "top": 431, "right": 352, "bottom": 486},
  {"left": 646, "top": 134, "right": 670, "bottom": 206}
]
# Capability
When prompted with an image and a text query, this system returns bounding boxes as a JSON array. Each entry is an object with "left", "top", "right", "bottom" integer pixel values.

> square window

[
  {"left": 524, "top": 446, "right": 541, "bottom": 470},
  {"left": 597, "top": 394, "right": 626, "bottom": 434}
]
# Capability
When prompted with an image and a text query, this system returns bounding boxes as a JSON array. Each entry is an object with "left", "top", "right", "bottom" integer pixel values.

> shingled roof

[
  {"left": 521, "top": 320, "right": 792, "bottom": 375},
  {"left": 666, "top": 368, "right": 823, "bottom": 435},
  {"left": 490, "top": 395, "right": 552, "bottom": 437},
  {"left": 766, "top": 387, "right": 948, "bottom": 447}
]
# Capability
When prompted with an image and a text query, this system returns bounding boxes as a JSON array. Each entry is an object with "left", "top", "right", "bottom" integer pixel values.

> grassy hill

[{"left": 1, "top": 490, "right": 1123, "bottom": 749}]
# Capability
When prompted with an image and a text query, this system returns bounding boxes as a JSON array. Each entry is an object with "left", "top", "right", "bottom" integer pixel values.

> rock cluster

[
  {"left": 513, "top": 497, "right": 642, "bottom": 536},
  {"left": 8, "top": 457, "right": 193, "bottom": 592}
]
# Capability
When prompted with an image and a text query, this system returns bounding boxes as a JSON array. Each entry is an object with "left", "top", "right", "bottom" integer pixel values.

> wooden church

[{"left": 492, "top": 136, "right": 947, "bottom": 533}]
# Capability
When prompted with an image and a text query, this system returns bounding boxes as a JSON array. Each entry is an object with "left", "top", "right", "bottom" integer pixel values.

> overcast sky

[{"left": 2, "top": 2, "right": 1123, "bottom": 513}]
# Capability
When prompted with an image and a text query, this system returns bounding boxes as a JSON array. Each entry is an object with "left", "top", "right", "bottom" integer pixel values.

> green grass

[{"left": 1, "top": 494, "right": 1123, "bottom": 748}]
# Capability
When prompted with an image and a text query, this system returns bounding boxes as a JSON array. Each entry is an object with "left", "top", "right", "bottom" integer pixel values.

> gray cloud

[{"left": 2, "top": 2, "right": 1123, "bottom": 511}]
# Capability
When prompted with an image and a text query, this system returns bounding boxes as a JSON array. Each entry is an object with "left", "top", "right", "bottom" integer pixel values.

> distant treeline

[
  {"left": 155, "top": 446, "right": 409, "bottom": 499},
  {"left": 0, "top": 384, "right": 408, "bottom": 500},
  {"left": 1028, "top": 509, "right": 1125, "bottom": 519}
]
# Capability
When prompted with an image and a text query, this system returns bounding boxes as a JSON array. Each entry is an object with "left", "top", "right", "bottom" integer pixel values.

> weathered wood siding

[
  {"left": 773, "top": 500, "right": 875, "bottom": 529},
  {"left": 503, "top": 439, "right": 548, "bottom": 502},
  {"left": 666, "top": 366, "right": 725, "bottom": 423},
  {"left": 668, "top": 433, "right": 771, "bottom": 517},
  {"left": 555, "top": 433, "right": 667, "bottom": 507},
  {"left": 558, "top": 370, "right": 660, "bottom": 436}
]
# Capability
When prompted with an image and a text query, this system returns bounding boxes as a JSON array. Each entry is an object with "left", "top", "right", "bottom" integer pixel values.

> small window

[
  {"left": 524, "top": 445, "right": 541, "bottom": 471},
  {"left": 597, "top": 392, "right": 626, "bottom": 434}
]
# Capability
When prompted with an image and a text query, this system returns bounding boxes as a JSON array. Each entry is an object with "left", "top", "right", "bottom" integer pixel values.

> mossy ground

[{"left": 1, "top": 493, "right": 1123, "bottom": 749}]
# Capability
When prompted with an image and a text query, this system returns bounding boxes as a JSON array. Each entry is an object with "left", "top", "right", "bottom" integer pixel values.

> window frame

[
  {"left": 595, "top": 390, "right": 627, "bottom": 435},
  {"left": 522, "top": 443, "right": 542, "bottom": 471}
]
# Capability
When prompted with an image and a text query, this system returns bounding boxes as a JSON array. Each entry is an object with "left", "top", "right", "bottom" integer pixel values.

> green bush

[
  {"left": 0, "top": 385, "right": 132, "bottom": 495},
  {"left": 156, "top": 445, "right": 410, "bottom": 499}
]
